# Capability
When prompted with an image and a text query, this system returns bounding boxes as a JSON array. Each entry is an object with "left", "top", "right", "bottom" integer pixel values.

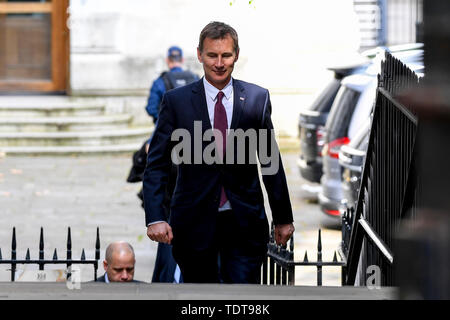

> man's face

[
  {"left": 103, "top": 252, "right": 135, "bottom": 282},
  {"left": 197, "top": 34, "right": 239, "bottom": 90}
]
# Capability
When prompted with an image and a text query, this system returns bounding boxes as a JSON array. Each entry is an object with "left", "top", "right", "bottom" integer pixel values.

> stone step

[
  {"left": 0, "top": 96, "right": 106, "bottom": 116},
  {"left": 0, "top": 128, "right": 152, "bottom": 147},
  {"left": 0, "top": 104, "right": 106, "bottom": 117},
  {"left": 0, "top": 143, "right": 144, "bottom": 155},
  {"left": 0, "top": 114, "right": 132, "bottom": 132}
]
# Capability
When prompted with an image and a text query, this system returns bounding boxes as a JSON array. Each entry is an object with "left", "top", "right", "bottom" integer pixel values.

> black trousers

[
  {"left": 172, "top": 210, "right": 266, "bottom": 284},
  {"left": 152, "top": 242, "right": 182, "bottom": 283}
]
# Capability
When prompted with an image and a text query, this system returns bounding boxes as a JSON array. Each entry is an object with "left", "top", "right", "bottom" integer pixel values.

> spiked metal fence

[
  {"left": 267, "top": 52, "right": 422, "bottom": 287},
  {"left": 0, "top": 227, "right": 100, "bottom": 281},
  {"left": 262, "top": 223, "right": 345, "bottom": 286},
  {"left": 342, "top": 51, "right": 421, "bottom": 286}
]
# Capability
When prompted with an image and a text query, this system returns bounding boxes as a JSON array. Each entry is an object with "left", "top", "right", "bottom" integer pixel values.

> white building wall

[{"left": 68, "top": 0, "right": 361, "bottom": 135}]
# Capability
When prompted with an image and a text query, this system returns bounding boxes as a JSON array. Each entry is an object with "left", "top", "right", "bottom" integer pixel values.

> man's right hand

[{"left": 147, "top": 222, "right": 173, "bottom": 244}]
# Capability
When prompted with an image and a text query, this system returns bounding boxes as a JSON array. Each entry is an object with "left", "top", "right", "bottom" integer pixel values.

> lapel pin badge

[{"left": 240, "top": 97, "right": 245, "bottom": 101}]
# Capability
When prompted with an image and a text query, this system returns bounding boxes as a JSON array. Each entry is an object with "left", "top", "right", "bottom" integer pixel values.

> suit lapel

[
  {"left": 191, "top": 78, "right": 212, "bottom": 131},
  {"left": 230, "top": 79, "right": 245, "bottom": 130}
]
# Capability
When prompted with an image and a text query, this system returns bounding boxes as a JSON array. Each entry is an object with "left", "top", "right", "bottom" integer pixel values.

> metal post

[
  {"left": 95, "top": 226, "right": 100, "bottom": 281},
  {"left": 317, "top": 229, "right": 322, "bottom": 286},
  {"left": 67, "top": 227, "right": 72, "bottom": 280},
  {"left": 281, "top": 245, "right": 287, "bottom": 285},
  {"left": 275, "top": 249, "right": 281, "bottom": 286},
  {"left": 288, "top": 235, "right": 295, "bottom": 285},
  {"left": 262, "top": 254, "right": 268, "bottom": 285},
  {"left": 39, "top": 227, "right": 44, "bottom": 270},
  {"left": 11, "top": 227, "right": 16, "bottom": 282},
  {"left": 268, "top": 256, "right": 275, "bottom": 285}
]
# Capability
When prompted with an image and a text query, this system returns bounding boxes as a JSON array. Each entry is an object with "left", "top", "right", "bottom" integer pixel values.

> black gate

[
  {"left": 262, "top": 223, "right": 345, "bottom": 286},
  {"left": 0, "top": 227, "right": 100, "bottom": 281},
  {"left": 342, "top": 51, "right": 421, "bottom": 286},
  {"left": 265, "top": 52, "right": 421, "bottom": 287}
]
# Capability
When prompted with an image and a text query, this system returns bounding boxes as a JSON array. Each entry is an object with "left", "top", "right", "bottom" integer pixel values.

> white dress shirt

[{"left": 203, "top": 76, "right": 234, "bottom": 131}]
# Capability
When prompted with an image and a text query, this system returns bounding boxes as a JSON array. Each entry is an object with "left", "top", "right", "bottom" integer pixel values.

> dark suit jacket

[
  {"left": 96, "top": 274, "right": 107, "bottom": 282},
  {"left": 95, "top": 273, "right": 143, "bottom": 283},
  {"left": 143, "top": 78, "right": 293, "bottom": 251}
]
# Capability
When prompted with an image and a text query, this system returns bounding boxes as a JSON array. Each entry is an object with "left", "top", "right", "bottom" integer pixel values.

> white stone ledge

[
  {"left": 0, "top": 144, "right": 142, "bottom": 154},
  {"left": 0, "top": 128, "right": 151, "bottom": 139}
]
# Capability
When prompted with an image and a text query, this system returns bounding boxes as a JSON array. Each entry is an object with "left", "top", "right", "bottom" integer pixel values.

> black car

[{"left": 297, "top": 63, "right": 368, "bottom": 183}]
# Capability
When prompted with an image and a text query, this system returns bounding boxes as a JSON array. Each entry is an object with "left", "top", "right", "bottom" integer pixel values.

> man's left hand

[{"left": 274, "top": 223, "right": 295, "bottom": 246}]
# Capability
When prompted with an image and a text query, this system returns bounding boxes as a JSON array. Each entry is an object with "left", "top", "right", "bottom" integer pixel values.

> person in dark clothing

[
  {"left": 145, "top": 46, "right": 199, "bottom": 123},
  {"left": 127, "top": 46, "right": 197, "bottom": 283},
  {"left": 144, "top": 22, "right": 294, "bottom": 284}
]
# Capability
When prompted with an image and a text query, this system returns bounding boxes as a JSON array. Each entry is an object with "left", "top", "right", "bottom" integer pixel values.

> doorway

[{"left": 0, "top": 0, "right": 69, "bottom": 93}]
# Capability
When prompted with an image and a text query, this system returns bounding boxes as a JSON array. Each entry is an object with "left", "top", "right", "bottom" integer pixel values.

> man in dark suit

[
  {"left": 97, "top": 241, "right": 140, "bottom": 283},
  {"left": 143, "top": 21, "right": 294, "bottom": 284}
]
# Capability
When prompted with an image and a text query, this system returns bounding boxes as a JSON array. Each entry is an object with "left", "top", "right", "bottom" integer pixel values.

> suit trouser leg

[
  {"left": 172, "top": 246, "right": 220, "bottom": 283},
  {"left": 172, "top": 210, "right": 265, "bottom": 284},
  {"left": 216, "top": 210, "right": 265, "bottom": 284}
]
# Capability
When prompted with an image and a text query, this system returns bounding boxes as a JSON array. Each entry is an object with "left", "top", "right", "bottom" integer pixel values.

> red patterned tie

[{"left": 214, "top": 91, "right": 228, "bottom": 207}]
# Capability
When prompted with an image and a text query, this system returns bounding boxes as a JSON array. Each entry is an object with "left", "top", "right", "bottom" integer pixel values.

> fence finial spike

[
  {"left": 39, "top": 227, "right": 44, "bottom": 251},
  {"left": 317, "top": 229, "right": 322, "bottom": 251},
  {"left": 25, "top": 248, "right": 30, "bottom": 260},
  {"left": 12, "top": 227, "right": 16, "bottom": 250},
  {"left": 53, "top": 248, "right": 58, "bottom": 261},
  {"left": 81, "top": 249, "right": 86, "bottom": 261},
  {"left": 67, "top": 227, "right": 72, "bottom": 260},
  {"left": 95, "top": 227, "right": 100, "bottom": 260},
  {"left": 0, "top": 248, "right": 2, "bottom": 260},
  {"left": 303, "top": 251, "right": 308, "bottom": 263},
  {"left": 67, "top": 227, "right": 72, "bottom": 248},
  {"left": 333, "top": 251, "right": 338, "bottom": 263},
  {"left": 39, "top": 227, "right": 44, "bottom": 261}
]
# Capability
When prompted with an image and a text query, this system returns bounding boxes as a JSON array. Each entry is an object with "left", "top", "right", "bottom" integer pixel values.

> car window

[
  {"left": 348, "top": 80, "right": 377, "bottom": 139},
  {"left": 326, "top": 86, "right": 361, "bottom": 142},
  {"left": 308, "top": 78, "right": 342, "bottom": 113}
]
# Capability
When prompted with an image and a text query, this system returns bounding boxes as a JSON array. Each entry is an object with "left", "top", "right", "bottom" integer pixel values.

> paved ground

[{"left": 0, "top": 151, "right": 342, "bottom": 285}]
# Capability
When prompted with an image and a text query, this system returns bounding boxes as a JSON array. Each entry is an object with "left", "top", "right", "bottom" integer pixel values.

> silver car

[
  {"left": 318, "top": 74, "right": 377, "bottom": 218},
  {"left": 318, "top": 48, "right": 424, "bottom": 220}
]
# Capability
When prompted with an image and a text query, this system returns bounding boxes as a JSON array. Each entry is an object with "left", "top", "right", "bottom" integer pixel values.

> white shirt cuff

[{"left": 147, "top": 220, "right": 166, "bottom": 227}]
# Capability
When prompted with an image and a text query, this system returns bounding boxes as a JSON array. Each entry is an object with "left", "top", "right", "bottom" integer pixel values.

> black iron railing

[
  {"left": 342, "top": 51, "right": 421, "bottom": 286},
  {"left": 262, "top": 223, "right": 345, "bottom": 286},
  {"left": 0, "top": 227, "right": 100, "bottom": 281}
]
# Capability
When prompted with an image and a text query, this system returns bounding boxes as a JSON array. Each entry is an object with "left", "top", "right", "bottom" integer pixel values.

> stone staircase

[{"left": 0, "top": 96, "right": 152, "bottom": 155}]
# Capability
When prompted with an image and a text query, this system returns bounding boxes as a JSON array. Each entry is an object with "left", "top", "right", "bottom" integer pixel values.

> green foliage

[{"left": 229, "top": 0, "right": 254, "bottom": 6}]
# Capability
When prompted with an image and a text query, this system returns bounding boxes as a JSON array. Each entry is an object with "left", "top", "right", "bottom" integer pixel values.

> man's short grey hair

[
  {"left": 105, "top": 242, "right": 135, "bottom": 263},
  {"left": 198, "top": 21, "right": 239, "bottom": 53}
]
